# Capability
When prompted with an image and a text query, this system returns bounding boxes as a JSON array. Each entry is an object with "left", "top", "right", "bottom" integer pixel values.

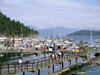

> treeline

[
  {"left": 67, "top": 30, "right": 100, "bottom": 36},
  {"left": 0, "top": 11, "right": 38, "bottom": 37}
]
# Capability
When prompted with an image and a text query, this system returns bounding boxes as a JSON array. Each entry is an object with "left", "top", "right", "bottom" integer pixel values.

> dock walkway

[
  {"left": 0, "top": 48, "right": 100, "bottom": 75},
  {"left": 0, "top": 52, "right": 87, "bottom": 74}
]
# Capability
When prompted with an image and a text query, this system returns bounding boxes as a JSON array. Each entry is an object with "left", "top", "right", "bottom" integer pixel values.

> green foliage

[
  {"left": 0, "top": 11, "right": 38, "bottom": 37},
  {"left": 67, "top": 30, "right": 100, "bottom": 36}
]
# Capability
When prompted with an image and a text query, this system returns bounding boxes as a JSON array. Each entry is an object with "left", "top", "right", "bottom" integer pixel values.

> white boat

[{"left": 94, "top": 38, "right": 100, "bottom": 43}]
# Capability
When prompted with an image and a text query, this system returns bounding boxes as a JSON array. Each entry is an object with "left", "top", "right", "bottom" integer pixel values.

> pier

[
  {"left": 0, "top": 50, "right": 91, "bottom": 75},
  {"left": 1, "top": 45, "right": 100, "bottom": 75},
  {"left": 0, "top": 48, "right": 44, "bottom": 56}
]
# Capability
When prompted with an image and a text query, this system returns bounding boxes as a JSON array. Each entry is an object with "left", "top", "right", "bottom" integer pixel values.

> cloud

[
  {"left": 27, "top": 23, "right": 34, "bottom": 26},
  {"left": 0, "top": 0, "right": 100, "bottom": 29},
  {"left": 76, "top": 24, "right": 81, "bottom": 27},
  {"left": 51, "top": 23, "right": 56, "bottom": 25},
  {"left": 86, "top": 19, "right": 100, "bottom": 23},
  {"left": 93, "top": 7, "right": 100, "bottom": 10},
  {"left": 87, "top": 25, "right": 95, "bottom": 29}
]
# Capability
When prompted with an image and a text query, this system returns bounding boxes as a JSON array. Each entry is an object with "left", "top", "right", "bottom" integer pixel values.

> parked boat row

[{"left": 0, "top": 37, "right": 100, "bottom": 54}]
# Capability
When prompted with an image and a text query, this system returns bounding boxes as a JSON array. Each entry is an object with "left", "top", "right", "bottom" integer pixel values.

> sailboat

[
  {"left": 94, "top": 38, "right": 100, "bottom": 43},
  {"left": 89, "top": 30, "right": 94, "bottom": 48}
]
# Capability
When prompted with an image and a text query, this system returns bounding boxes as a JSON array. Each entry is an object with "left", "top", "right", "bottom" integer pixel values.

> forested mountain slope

[{"left": 0, "top": 11, "right": 38, "bottom": 37}]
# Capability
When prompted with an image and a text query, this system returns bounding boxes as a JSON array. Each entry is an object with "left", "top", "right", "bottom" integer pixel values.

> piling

[
  {"left": 48, "top": 66, "right": 50, "bottom": 74},
  {"left": 53, "top": 65, "right": 54, "bottom": 72},
  {"left": 76, "top": 58, "right": 78, "bottom": 64},
  {"left": 69, "top": 60, "right": 71, "bottom": 67},
  {"left": 38, "top": 69, "right": 40, "bottom": 75},
  {"left": 23, "top": 72, "right": 25, "bottom": 75},
  {"left": 83, "top": 57, "right": 84, "bottom": 61},
  {"left": 69, "top": 60, "right": 71, "bottom": 71},
  {"left": 32, "top": 71, "right": 34, "bottom": 75},
  {"left": 0, "top": 63, "right": 2, "bottom": 75},
  {"left": 62, "top": 62, "right": 64, "bottom": 69},
  {"left": 60, "top": 63, "right": 62, "bottom": 70}
]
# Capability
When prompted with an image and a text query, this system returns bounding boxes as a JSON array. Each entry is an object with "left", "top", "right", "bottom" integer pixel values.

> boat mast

[
  {"left": 91, "top": 30, "right": 93, "bottom": 43},
  {"left": 59, "top": 28, "right": 61, "bottom": 39}
]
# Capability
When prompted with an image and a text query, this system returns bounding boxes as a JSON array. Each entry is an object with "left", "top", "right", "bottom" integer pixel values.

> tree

[{"left": 0, "top": 11, "right": 38, "bottom": 37}]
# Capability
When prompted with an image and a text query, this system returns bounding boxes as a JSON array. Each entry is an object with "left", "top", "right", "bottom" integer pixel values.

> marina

[
  {"left": 0, "top": 0, "right": 100, "bottom": 75},
  {"left": 0, "top": 36, "right": 100, "bottom": 75}
]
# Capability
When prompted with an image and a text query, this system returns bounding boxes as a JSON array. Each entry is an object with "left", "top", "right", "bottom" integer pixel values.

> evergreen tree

[{"left": 0, "top": 11, "right": 38, "bottom": 37}]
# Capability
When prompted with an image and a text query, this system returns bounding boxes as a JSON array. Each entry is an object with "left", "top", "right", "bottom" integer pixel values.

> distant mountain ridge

[
  {"left": 67, "top": 30, "right": 100, "bottom": 36},
  {"left": 29, "top": 25, "right": 40, "bottom": 31},
  {"left": 29, "top": 25, "right": 81, "bottom": 37},
  {"left": 29, "top": 25, "right": 100, "bottom": 37}
]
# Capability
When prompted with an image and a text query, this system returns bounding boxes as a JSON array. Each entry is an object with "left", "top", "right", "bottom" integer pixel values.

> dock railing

[{"left": 0, "top": 52, "right": 83, "bottom": 74}]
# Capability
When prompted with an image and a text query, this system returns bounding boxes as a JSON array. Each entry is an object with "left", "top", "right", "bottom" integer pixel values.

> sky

[{"left": 0, "top": 0, "right": 100, "bottom": 29}]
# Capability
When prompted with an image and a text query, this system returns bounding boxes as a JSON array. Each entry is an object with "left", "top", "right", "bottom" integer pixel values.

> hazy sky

[{"left": 0, "top": 0, "right": 100, "bottom": 29}]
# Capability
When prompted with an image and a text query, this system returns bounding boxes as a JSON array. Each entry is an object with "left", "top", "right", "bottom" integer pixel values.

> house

[{"left": 0, "top": 37, "right": 7, "bottom": 44}]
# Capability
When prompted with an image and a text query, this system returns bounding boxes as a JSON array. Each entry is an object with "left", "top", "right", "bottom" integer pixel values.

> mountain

[
  {"left": 40, "top": 27, "right": 81, "bottom": 37},
  {"left": 67, "top": 30, "right": 100, "bottom": 36},
  {"left": 28, "top": 25, "right": 81, "bottom": 37},
  {"left": 29, "top": 25, "right": 40, "bottom": 31},
  {"left": 29, "top": 25, "right": 100, "bottom": 37}
]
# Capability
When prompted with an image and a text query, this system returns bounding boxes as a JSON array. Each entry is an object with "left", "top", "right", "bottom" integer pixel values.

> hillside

[
  {"left": 67, "top": 30, "right": 100, "bottom": 36},
  {"left": 0, "top": 12, "right": 38, "bottom": 37}
]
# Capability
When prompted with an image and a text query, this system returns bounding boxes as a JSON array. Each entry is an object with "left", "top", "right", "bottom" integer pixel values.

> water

[
  {"left": 1, "top": 36, "right": 100, "bottom": 75},
  {"left": 63, "top": 36, "right": 100, "bottom": 75},
  {"left": 66, "top": 36, "right": 100, "bottom": 44},
  {"left": 0, "top": 53, "right": 20, "bottom": 62}
]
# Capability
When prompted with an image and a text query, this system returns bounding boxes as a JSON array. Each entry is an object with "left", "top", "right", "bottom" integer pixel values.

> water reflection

[
  {"left": 0, "top": 53, "right": 21, "bottom": 62},
  {"left": 0, "top": 53, "right": 44, "bottom": 62},
  {"left": 61, "top": 56, "right": 100, "bottom": 75}
]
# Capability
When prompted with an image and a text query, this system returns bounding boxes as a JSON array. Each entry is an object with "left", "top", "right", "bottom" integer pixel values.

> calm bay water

[
  {"left": 64, "top": 36, "right": 100, "bottom": 75},
  {"left": 66, "top": 36, "right": 100, "bottom": 44},
  {"left": 2, "top": 36, "right": 100, "bottom": 75}
]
